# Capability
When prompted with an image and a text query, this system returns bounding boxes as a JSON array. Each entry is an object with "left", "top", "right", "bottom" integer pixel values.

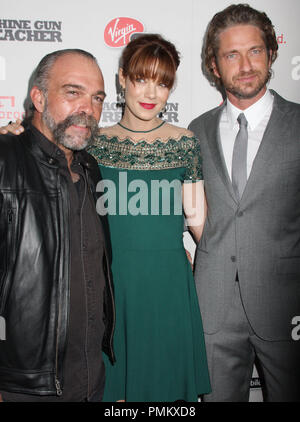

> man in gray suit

[{"left": 189, "top": 4, "right": 300, "bottom": 402}]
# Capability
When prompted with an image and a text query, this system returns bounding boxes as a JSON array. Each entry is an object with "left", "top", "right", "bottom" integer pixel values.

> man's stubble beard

[
  {"left": 225, "top": 70, "right": 270, "bottom": 100},
  {"left": 42, "top": 100, "right": 99, "bottom": 151},
  {"left": 216, "top": 54, "right": 271, "bottom": 100}
]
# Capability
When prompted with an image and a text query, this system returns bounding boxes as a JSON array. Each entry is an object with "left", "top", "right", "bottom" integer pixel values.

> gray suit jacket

[{"left": 189, "top": 91, "right": 300, "bottom": 341}]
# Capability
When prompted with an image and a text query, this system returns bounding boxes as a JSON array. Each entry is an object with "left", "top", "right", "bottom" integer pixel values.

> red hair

[{"left": 120, "top": 34, "right": 180, "bottom": 89}]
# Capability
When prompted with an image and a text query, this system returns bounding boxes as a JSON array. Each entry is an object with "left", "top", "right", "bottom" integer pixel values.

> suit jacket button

[
  {"left": 237, "top": 211, "right": 244, "bottom": 217},
  {"left": 231, "top": 256, "right": 236, "bottom": 262}
]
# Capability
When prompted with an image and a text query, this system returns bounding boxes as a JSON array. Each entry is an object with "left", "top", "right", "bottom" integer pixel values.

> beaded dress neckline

[{"left": 87, "top": 134, "right": 203, "bottom": 181}]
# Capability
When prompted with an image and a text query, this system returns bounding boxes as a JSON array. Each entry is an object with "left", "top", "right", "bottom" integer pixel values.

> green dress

[{"left": 88, "top": 133, "right": 211, "bottom": 402}]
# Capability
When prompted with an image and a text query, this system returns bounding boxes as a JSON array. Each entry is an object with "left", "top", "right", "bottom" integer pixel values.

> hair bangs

[{"left": 128, "top": 47, "right": 176, "bottom": 89}]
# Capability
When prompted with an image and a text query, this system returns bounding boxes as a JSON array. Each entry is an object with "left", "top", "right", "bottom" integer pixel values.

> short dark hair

[
  {"left": 203, "top": 3, "right": 278, "bottom": 89},
  {"left": 120, "top": 34, "right": 180, "bottom": 89}
]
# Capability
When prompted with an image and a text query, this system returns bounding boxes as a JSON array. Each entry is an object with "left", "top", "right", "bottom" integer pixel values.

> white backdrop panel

[{"left": 1, "top": 0, "right": 299, "bottom": 402}]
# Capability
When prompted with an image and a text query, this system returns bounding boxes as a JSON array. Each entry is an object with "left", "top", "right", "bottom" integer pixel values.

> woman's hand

[
  {"left": 185, "top": 249, "right": 194, "bottom": 270},
  {"left": 0, "top": 119, "right": 24, "bottom": 135},
  {"left": 182, "top": 180, "right": 207, "bottom": 244}
]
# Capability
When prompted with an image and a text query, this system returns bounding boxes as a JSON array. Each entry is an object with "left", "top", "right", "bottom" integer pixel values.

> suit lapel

[
  {"left": 204, "top": 91, "right": 287, "bottom": 206},
  {"left": 241, "top": 91, "right": 287, "bottom": 203},
  {"left": 205, "top": 103, "right": 239, "bottom": 205}
]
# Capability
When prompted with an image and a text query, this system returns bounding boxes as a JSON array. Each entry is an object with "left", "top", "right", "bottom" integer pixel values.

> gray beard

[{"left": 42, "top": 106, "right": 99, "bottom": 151}]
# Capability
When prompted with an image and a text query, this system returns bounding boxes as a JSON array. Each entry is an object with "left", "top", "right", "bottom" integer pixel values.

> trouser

[{"left": 203, "top": 282, "right": 300, "bottom": 402}]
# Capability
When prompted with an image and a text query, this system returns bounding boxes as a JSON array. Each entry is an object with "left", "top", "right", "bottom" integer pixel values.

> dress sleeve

[{"left": 183, "top": 136, "right": 203, "bottom": 182}]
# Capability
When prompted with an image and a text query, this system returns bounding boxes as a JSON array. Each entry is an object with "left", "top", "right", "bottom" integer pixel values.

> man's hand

[{"left": 0, "top": 119, "right": 24, "bottom": 135}]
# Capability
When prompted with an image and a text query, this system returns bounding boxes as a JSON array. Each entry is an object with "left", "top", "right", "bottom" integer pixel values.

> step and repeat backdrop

[{"left": 1, "top": 0, "right": 300, "bottom": 402}]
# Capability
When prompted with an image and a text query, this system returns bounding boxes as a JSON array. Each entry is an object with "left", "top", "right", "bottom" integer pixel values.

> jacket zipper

[
  {"left": 55, "top": 377, "right": 62, "bottom": 396},
  {"left": 54, "top": 172, "right": 63, "bottom": 396},
  {"left": 55, "top": 288, "right": 63, "bottom": 397},
  {"left": 54, "top": 173, "right": 70, "bottom": 397},
  {"left": 0, "top": 209, "right": 14, "bottom": 315},
  {"left": 81, "top": 168, "right": 90, "bottom": 398}
]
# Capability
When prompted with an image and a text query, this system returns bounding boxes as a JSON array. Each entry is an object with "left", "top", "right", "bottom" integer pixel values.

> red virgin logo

[{"left": 104, "top": 17, "right": 144, "bottom": 47}]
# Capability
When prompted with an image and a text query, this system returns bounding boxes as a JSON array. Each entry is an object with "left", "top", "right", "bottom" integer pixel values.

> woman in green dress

[
  {"left": 89, "top": 34, "right": 210, "bottom": 402},
  {"left": 1, "top": 34, "right": 211, "bottom": 402}
]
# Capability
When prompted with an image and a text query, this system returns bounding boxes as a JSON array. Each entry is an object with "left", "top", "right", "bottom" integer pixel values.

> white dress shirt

[{"left": 219, "top": 89, "right": 274, "bottom": 180}]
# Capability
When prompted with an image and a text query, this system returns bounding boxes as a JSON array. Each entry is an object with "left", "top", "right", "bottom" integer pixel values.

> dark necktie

[{"left": 232, "top": 113, "right": 248, "bottom": 200}]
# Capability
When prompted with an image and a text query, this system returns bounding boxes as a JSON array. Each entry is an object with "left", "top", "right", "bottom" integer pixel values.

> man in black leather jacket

[{"left": 0, "top": 49, "right": 115, "bottom": 402}]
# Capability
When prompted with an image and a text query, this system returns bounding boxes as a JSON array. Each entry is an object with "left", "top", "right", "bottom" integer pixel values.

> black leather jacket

[{"left": 0, "top": 129, "right": 115, "bottom": 396}]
